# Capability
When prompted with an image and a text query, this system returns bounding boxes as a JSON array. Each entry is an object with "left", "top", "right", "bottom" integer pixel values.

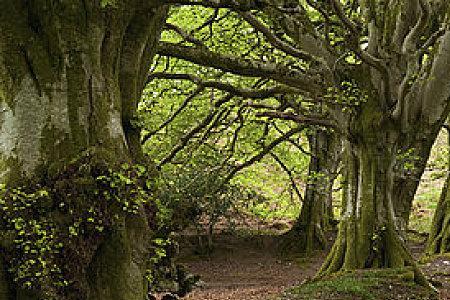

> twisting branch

[
  {"left": 142, "top": 86, "right": 205, "bottom": 143},
  {"left": 402, "top": 0, "right": 430, "bottom": 55},
  {"left": 419, "top": 27, "right": 446, "bottom": 55},
  {"left": 157, "top": 94, "right": 235, "bottom": 168},
  {"left": 238, "top": 11, "right": 318, "bottom": 62},
  {"left": 270, "top": 151, "right": 304, "bottom": 202},
  {"left": 224, "top": 106, "right": 247, "bottom": 161},
  {"left": 329, "top": 0, "right": 392, "bottom": 107},
  {"left": 164, "top": 23, "right": 205, "bottom": 47},
  {"left": 157, "top": 108, "right": 221, "bottom": 168},
  {"left": 329, "top": 0, "right": 359, "bottom": 36},
  {"left": 221, "top": 126, "right": 304, "bottom": 184}
]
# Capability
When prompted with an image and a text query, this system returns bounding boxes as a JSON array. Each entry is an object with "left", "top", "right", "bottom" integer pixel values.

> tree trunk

[
  {"left": 393, "top": 138, "right": 436, "bottom": 231},
  {"left": 318, "top": 138, "right": 419, "bottom": 275},
  {"left": 280, "top": 128, "right": 340, "bottom": 253},
  {"left": 0, "top": 1, "right": 167, "bottom": 299},
  {"left": 318, "top": 102, "right": 431, "bottom": 284}
]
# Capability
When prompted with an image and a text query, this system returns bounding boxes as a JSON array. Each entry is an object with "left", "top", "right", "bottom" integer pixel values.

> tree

[
  {"left": 281, "top": 127, "right": 341, "bottom": 254},
  {"left": 0, "top": 1, "right": 167, "bottom": 299},
  {"left": 158, "top": 0, "right": 450, "bottom": 280}
]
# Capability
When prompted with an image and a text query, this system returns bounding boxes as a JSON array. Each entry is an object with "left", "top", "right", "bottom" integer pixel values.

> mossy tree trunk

[
  {"left": 319, "top": 91, "right": 446, "bottom": 281},
  {"left": 319, "top": 137, "right": 407, "bottom": 274},
  {"left": 318, "top": 121, "right": 425, "bottom": 277},
  {"left": 282, "top": 128, "right": 340, "bottom": 253},
  {"left": 0, "top": 1, "right": 167, "bottom": 299}
]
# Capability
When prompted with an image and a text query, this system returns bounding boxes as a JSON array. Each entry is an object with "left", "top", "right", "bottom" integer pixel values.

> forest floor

[
  {"left": 179, "top": 233, "right": 326, "bottom": 300},
  {"left": 175, "top": 231, "right": 450, "bottom": 300},
  {"left": 173, "top": 147, "right": 450, "bottom": 300}
]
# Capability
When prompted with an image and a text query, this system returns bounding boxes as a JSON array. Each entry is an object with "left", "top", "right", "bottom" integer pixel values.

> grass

[{"left": 281, "top": 268, "right": 437, "bottom": 300}]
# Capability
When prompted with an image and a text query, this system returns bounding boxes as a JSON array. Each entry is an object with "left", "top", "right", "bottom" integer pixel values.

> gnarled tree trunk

[
  {"left": 319, "top": 93, "right": 445, "bottom": 283},
  {"left": 0, "top": 0, "right": 167, "bottom": 299},
  {"left": 319, "top": 137, "right": 408, "bottom": 273}
]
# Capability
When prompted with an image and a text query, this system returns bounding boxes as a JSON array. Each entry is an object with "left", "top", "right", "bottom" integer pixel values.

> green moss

[{"left": 282, "top": 268, "right": 437, "bottom": 300}]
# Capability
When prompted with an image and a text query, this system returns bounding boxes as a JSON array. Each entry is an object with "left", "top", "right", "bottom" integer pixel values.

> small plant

[{"left": 0, "top": 151, "right": 161, "bottom": 298}]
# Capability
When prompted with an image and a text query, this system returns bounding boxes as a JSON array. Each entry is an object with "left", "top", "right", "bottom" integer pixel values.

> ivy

[{"left": 0, "top": 153, "right": 162, "bottom": 299}]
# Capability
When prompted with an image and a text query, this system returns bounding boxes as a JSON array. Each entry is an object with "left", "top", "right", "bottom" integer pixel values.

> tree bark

[
  {"left": 426, "top": 169, "right": 450, "bottom": 254},
  {"left": 318, "top": 138, "right": 418, "bottom": 274},
  {"left": 281, "top": 128, "right": 340, "bottom": 253},
  {"left": 393, "top": 136, "right": 436, "bottom": 230},
  {"left": 0, "top": 0, "right": 167, "bottom": 299},
  {"left": 318, "top": 101, "right": 434, "bottom": 284}
]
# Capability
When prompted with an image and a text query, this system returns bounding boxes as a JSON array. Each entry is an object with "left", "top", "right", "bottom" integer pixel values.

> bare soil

[
  {"left": 177, "top": 233, "right": 329, "bottom": 300},
  {"left": 174, "top": 233, "right": 450, "bottom": 300}
]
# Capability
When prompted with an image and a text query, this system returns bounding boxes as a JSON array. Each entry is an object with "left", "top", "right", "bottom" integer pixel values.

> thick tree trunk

[
  {"left": 0, "top": 1, "right": 167, "bottom": 299},
  {"left": 318, "top": 101, "right": 433, "bottom": 284},
  {"left": 280, "top": 129, "right": 340, "bottom": 253},
  {"left": 318, "top": 139, "right": 418, "bottom": 275}
]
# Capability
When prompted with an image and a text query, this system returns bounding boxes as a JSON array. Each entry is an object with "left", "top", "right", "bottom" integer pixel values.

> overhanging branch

[{"left": 157, "top": 42, "right": 322, "bottom": 94}]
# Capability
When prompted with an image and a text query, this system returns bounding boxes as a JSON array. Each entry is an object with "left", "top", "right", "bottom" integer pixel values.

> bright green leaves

[
  {"left": 0, "top": 185, "right": 65, "bottom": 297},
  {"left": 100, "top": 0, "right": 117, "bottom": 8},
  {"left": 96, "top": 163, "right": 154, "bottom": 214},
  {"left": 325, "top": 80, "right": 369, "bottom": 112},
  {"left": 0, "top": 154, "right": 161, "bottom": 298}
]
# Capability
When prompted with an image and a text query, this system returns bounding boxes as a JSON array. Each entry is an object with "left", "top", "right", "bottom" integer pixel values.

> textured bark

[
  {"left": 393, "top": 138, "right": 435, "bottom": 230},
  {"left": 281, "top": 129, "right": 340, "bottom": 253},
  {"left": 0, "top": 0, "right": 167, "bottom": 299},
  {"left": 319, "top": 95, "right": 441, "bottom": 284},
  {"left": 318, "top": 136, "right": 424, "bottom": 280}
]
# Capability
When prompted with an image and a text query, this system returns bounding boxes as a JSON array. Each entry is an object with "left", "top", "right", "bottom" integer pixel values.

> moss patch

[{"left": 280, "top": 268, "right": 437, "bottom": 300}]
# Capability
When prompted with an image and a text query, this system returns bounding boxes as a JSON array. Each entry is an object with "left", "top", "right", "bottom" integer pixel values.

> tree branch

[
  {"left": 222, "top": 126, "right": 304, "bottom": 183},
  {"left": 270, "top": 151, "right": 304, "bottom": 202},
  {"left": 256, "top": 111, "right": 336, "bottom": 128},
  {"left": 147, "top": 72, "right": 303, "bottom": 98},
  {"left": 157, "top": 42, "right": 322, "bottom": 94},
  {"left": 238, "top": 11, "right": 318, "bottom": 62}
]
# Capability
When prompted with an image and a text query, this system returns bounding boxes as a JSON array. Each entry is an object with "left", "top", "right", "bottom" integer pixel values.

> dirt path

[
  {"left": 175, "top": 234, "right": 450, "bottom": 300},
  {"left": 178, "top": 235, "right": 326, "bottom": 300}
]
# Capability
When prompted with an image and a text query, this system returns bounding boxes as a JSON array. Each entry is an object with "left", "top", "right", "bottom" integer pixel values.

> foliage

[
  {"left": 0, "top": 151, "right": 159, "bottom": 299},
  {"left": 156, "top": 150, "right": 254, "bottom": 233}
]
